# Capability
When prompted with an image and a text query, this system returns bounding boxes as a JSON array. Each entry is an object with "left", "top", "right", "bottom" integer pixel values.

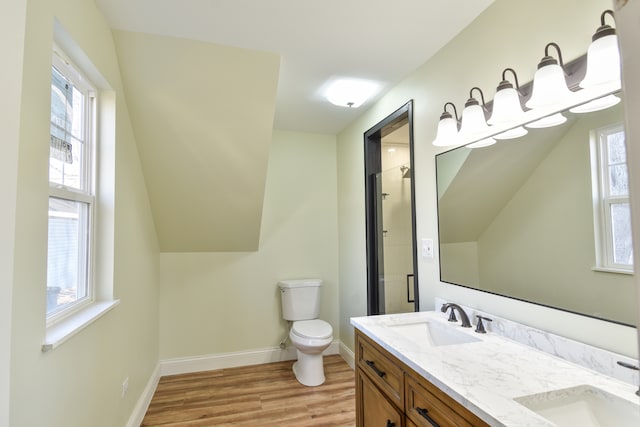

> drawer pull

[
  {"left": 365, "top": 359, "right": 386, "bottom": 378},
  {"left": 417, "top": 407, "right": 440, "bottom": 427},
  {"left": 386, "top": 420, "right": 396, "bottom": 427}
]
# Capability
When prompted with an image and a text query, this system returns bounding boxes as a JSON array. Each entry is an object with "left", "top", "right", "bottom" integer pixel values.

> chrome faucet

[{"left": 441, "top": 303, "right": 472, "bottom": 328}]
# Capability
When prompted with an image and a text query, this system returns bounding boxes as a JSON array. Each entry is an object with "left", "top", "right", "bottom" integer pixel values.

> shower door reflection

[{"left": 380, "top": 144, "right": 415, "bottom": 314}]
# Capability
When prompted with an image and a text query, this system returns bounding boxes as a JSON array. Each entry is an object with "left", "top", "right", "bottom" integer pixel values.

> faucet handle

[
  {"left": 445, "top": 307, "right": 458, "bottom": 322},
  {"left": 475, "top": 315, "right": 492, "bottom": 334}
]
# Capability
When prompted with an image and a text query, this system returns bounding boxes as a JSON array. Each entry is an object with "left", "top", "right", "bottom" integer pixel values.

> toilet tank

[{"left": 278, "top": 279, "right": 322, "bottom": 321}]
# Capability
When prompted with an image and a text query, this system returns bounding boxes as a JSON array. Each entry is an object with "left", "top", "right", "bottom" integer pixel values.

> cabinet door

[{"left": 357, "top": 368, "right": 404, "bottom": 427}]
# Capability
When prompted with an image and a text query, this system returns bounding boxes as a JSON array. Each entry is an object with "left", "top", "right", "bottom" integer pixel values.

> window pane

[
  {"left": 608, "top": 163, "right": 629, "bottom": 196},
  {"left": 610, "top": 202, "right": 633, "bottom": 265},
  {"left": 607, "top": 131, "right": 626, "bottom": 164},
  {"left": 49, "top": 67, "right": 85, "bottom": 191},
  {"left": 47, "top": 197, "right": 90, "bottom": 314}
]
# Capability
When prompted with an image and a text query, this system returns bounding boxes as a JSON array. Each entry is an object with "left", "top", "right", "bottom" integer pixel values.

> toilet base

[{"left": 292, "top": 350, "right": 326, "bottom": 386}]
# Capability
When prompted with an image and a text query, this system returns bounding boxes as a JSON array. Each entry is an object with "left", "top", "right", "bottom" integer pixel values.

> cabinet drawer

[
  {"left": 357, "top": 368, "right": 404, "bottom": 427},
  {"left": 357, "top": 332, "right": 404, "bottom": 407},
  {"left": 405, "top": 375, "right": 487, "bottom": 427}
]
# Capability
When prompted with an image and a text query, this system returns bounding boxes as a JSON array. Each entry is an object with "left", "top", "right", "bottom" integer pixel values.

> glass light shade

[
  {"left": 432, "top": 115, "right": 459, "bottom": 147},
  {"left": 488, "top": 87, "right": 526, "bottom": 126},
  {"left": 325, "top": 79, "right": 378, "bottom": 108},
  {"left": 570, "top": 94, "right": 620, "bottom": 114},
  {"left": 467, "top": 138, "right": 496, "bottom": 148},
  {"left": 580, "top": 34, "right": 620, "bottom": 89},
  {"left": 495, "top": 126, "right": 528, "bottom": 140},
  {"left": 525, "top": 112, "right": 567, "bottom": 129},
  {"left": 525, "top": 64, "right": 573, "bottom": 110},
  {"left": 460, "top": 103, "right": 490, "bottom": 137}
]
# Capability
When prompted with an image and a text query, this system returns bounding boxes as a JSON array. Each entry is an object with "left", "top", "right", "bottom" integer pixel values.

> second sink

[{"left": 514, "top": 385, "right": 640, "bottom": 427}]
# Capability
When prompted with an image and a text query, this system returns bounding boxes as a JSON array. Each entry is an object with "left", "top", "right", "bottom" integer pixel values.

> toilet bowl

[
  {"left": 278, "top": 279, "right": 333, "bottom": 386},
  {"left": 289, "top": 319, "right": 333, "bottom": 386}
]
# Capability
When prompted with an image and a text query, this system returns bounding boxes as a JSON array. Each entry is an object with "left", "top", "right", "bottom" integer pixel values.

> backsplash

[{"left": 434, "top": 297, "right": 639, "bottom": 387}]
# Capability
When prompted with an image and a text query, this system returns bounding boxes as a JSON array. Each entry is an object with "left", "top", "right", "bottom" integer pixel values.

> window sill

[
  {"left": 42, "top": 300, "right": 120, "bottom": 352},
  {"left": 592, "top": 266, "right": 634, "bottom": 275}
]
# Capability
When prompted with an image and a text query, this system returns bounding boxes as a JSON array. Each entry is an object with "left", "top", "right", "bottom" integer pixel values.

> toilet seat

[{"left": 292, "top": 319, "right": 332, "bottom": 340}]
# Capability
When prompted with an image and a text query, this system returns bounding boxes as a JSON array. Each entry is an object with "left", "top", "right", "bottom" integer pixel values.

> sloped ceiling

[
  {"left": 438, "top": 122, "right": 575, "bottom": 244},
  {"left": 113, "top": 30, "right": 280, "bottom": 251}
]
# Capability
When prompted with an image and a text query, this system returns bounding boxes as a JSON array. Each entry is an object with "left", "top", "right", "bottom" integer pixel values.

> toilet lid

[{"left": 292, "top": 320, "right": 333, "bottom": 340}]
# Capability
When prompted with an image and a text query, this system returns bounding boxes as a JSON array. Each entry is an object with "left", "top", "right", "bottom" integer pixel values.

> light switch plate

[{"left": 422, "top": 238, "right": 434, "bottom": 258}]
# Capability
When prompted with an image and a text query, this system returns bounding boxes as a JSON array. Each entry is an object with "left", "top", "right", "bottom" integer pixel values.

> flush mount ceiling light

[
  {"left": 525, "top": 42, "right": 574, "bottom": 110},
  {"left": 325, "top": 79, "right": 379, "bottom": 108},
  {"left": 488, "top": 68, "right": 528, "bottom": 140},
  {"left": 432, "top": 102, "right": 460, "bottom": 147}
]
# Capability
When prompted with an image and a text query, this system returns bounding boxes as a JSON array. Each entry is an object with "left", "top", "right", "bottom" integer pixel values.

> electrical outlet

[{"left": 121, "top": 377, "right": 129, "bottom": 398}]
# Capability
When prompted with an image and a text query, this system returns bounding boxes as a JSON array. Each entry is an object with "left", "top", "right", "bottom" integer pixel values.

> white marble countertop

[{"left": 351, "top": 311, "right": 640, "bottom": 427}]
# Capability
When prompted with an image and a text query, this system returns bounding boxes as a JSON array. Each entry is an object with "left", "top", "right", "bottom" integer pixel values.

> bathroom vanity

[
  {"left": 352, "top": 309, "right": 640, "bottom": 426},
  {"left": 356, "top": 329, "right": 488, "bottom": 426}
]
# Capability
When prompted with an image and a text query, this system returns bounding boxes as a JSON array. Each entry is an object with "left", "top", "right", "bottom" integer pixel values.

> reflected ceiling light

[
  {"left": 432, "top": 102, "right": 460, "bottom": 147},
  {"left": 525, "top": 112, "right": 567, "bottom": 129},
  {"left": 467, "top": 138, "right": 496, "bottom": 149},
  {"left": 580, "top": 10, "right": 620, "bottom": 89},
  {"left": 569, "top": 93, "right": 621, "bottom": 113},
  {"left": 460, "top": 87, "right": 491, "bottom": 138},
  {"left": 325, "top": 79, "right": 379, "bottom": 108},
  {"left": 488, "top": 68, "right": 528, "bottom": 140},
  {"left": 525, "top": 43, "right": 574, "bottom": 110}
]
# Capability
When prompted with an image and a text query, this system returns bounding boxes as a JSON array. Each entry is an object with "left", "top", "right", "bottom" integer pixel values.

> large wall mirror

[{"left": 436, "top": 81, "right": 636, "bottom": 325}]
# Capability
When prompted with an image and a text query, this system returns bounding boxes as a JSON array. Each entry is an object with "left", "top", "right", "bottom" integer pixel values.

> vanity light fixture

[
  {"left": 460, "top": 87, "right": 492, "bottom": 138},
  {"left": 525, "top": 42, "right": 574, "bottom": 111},
  {"left": 571, "top": 10, "right": 621, "bottom": 113},
  {"left": 525, "top": 112, "right": 567, "bottom": 129},
  {"left": 569, "top": 94, "right": 620, "bottom": 114},
  {"left": 461, "top": 87, "right": 496, "bottom": 148},
  {"left": 432, "top": 102, "right": 460, "bottom": 147},
  {"left": 467, "top": 137, "right": 496, "bottom": 148},
  {"left": 488, "top": 68, "right": 528, "bottom": 140},
  {"left": 580, "top": 10, "right": 620, "bottom": 89},
  {"left": 325, "top": 78, "right": 379, "bottom": 108}
]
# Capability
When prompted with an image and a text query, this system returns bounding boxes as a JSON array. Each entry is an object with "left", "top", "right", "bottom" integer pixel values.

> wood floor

[{"left": 141, "top": 355, "right": 356, "bottom": 427}]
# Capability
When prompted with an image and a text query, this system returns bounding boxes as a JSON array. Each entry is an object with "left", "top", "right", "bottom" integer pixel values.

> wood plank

[{"left": 141, "top": 354, "right": 355, "bottom": 426}]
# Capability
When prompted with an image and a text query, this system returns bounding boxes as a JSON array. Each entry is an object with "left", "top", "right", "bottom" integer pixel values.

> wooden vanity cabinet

[{"left": 355, "top": 330, "right": 489, "bottom": 427}]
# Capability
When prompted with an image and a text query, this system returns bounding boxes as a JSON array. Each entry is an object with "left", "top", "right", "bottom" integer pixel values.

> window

[
  {"left": 47, "top": 50, "right": 96, "bottom": 322},
  {"left": 591, "top": 123, "right": 633, "bottom": 273}
]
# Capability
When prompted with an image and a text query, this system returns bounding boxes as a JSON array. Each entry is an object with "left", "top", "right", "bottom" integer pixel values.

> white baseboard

[
  {"left": 126, "top": 363, "right": 161, "bottom": 427},
  {"left": 339, "top": 341, "right": 355, "bottom": 370},
  {"left": 160, "top": 340, "right": 341, "bottom": 376}
]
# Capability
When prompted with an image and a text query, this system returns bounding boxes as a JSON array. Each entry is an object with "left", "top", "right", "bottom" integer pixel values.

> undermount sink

[
  {"left": 385, "top": 319, "right": 481, "bottom": 347},
  {"left": 514, "top": 385, "right": 640, "bottom": 427}
]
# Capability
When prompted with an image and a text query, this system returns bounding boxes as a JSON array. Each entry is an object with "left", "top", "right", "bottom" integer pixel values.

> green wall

[
  {"left": 8, "top": 1, "right": 159, "bottom": 426},
  {"left": 336, "top": 0, "right": 638, "bottom": 356}
]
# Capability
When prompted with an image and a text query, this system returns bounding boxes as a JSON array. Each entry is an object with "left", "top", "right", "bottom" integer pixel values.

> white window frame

[
  {"left": 46, "top": 48, "right": 97, "bottom": 326},
  {"left": 590, "top": 122, "right": 633, "bottom": 274}
]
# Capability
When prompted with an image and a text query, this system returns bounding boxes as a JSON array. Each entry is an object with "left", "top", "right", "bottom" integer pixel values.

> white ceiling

[{"left": 95, "top": 0, "right": 494, "bottom": 135}]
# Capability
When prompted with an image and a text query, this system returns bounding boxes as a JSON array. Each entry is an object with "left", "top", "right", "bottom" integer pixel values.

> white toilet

[{"left": 279, "top": 279, "right": 333, "bottom": 386}]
